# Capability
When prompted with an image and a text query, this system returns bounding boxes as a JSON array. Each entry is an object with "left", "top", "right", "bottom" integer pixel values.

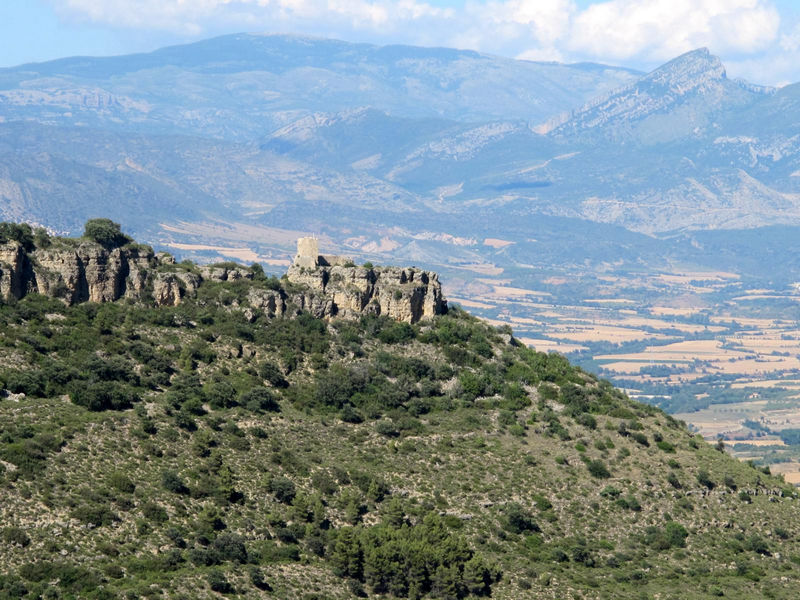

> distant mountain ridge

[
  {"left": 0, "top": 33, "right": 640, "bottom": 139},
  {"left": 550, "top": 48, "right": 774, "bottom": 144},
  {"left": 2, "top": 34, "right": 800, "bottom": 283}
]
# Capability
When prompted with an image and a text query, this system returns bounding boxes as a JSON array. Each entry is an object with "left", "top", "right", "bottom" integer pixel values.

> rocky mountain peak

[
  {"left": 285, "top": 237, "right": 447, "bottom": 323},
  {"left": 644, "top": 47, "right": 726, "bottom": 94},
  {"left": 549, "top": 48, "right": 759, "bottom": 142}
]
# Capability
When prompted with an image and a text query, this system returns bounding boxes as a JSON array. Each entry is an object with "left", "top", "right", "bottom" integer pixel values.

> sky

[{"left": 2, "top": 0, "right": 800, "bottom": 85}]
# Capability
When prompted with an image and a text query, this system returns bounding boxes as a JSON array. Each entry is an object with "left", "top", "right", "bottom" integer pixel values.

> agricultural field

[
  {"left": 146, "top": 224, "right": 800, "bottom": 482},
  {"left": 445, "top": 266, "right": 800, "bottom": 482}
]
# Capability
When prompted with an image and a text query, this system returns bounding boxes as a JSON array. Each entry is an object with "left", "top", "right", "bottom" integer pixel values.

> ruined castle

[
  {"left": 0, "top": 235, "right": 447, "bottom": 324},
  {"left": 285, "top": 237, "right": 447, "bottom": 323}
]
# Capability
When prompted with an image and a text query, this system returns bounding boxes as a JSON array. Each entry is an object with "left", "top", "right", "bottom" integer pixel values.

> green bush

[
  {"left": 258, "top": 361, "right": 288, "bottom": 388},
  {"left": 378, "top": 321, "right": 415, "bottom": 344},
  {"left": 504, "top": 503, "right": 540, "bottom": 534},
  {"left": 211, "top": 532, "right": 248, "bottom": 563},
  {"left": 269, "top": 476, "right": 296, "bottom": 504},
  {"left": 141, "top": 501, "right": 169, "bottom": 524},
  {"left": 69, "top": 381, "right": 139, "bottom": 411},
  {"left": 0, "top": 221, "right": 35, "bottom": 250},
  {"left": 83, "top": 218, "right": 132, "bottom": 249},
  {"left": 657, "top": 440, "right": 675, "bottom": 453},
  {"left": 696, "top": 470, "right": 715, "bottom": 490},
  {"left": 1, "top": 526, "right": 30, "bottom": 547},
  {"left": 207, "top": 569, "right": 234, "bottom": 593},
  {"left": 587, "top": 459, "right": 611, "bottom": 479},
  {"left": 109, "top": 471, "right": 135, "bottom": 494},
  {"left": 240, "top": 387, "right": 280, "bottom": 412},
  {"left": 162, "top": 470, "right": 189, "bottom": 495}
]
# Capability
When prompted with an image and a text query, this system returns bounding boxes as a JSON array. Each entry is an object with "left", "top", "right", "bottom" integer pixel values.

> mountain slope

[
  {"left": 0, "top": 33, "right": 641, "bottom": 140},
  {"left": 2, "top": 227, "right": 800, "bottom": 599},
  {"left": 2, "top": 36, "right": 799, "bottom": 241},
  {"left": 550, "top": 48, "right": 773, "bottom": 144}
]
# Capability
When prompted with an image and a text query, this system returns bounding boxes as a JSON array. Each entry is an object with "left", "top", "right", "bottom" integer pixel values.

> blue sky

[{"left": 3, "top": 0, "right": 800, "bottom": 85}]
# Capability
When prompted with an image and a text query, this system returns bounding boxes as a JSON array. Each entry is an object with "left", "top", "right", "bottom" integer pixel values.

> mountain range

[{"left": 2, "top": 33, "right": 800, "bottom": 285}]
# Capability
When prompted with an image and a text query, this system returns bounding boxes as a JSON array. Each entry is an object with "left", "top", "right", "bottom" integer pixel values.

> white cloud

[
  {"left": 569, "top": 0, "right": 780, "bottom": 61},
  {"left": 51, "top": 0, "right": 452, "bottom": 34},
  {"left": 780, "top": 21, "right": 800, "bottom": 52}
]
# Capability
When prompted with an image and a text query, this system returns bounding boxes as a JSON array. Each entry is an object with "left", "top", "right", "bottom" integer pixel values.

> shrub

[
  {"left": 587, "top": 459, "right": 611, "bottom": 479},
  {"left": 250, "top": 567, "right": 271, "bottom": 591},
  {"left": 69, "top": 381, "right": 139, "bottom": 411},
  {"left": 71, "top": 504, "right": 118, "bottom": 527},
  {"left": 207, "top": 381, "right": 237, "bottom": 409},
  {"left": 1, "top": 526, "right": 30, "bottom": 547},
  {"left": 162, "top": 470, "right": 189, "bottom": 495},
  {"left": 645, "top": 522, "right": 688, "bottom": 550},
  {"left": 377, "top": 322, "right": 415, "bottom": 344},
  {"left": 83, "top": 218, "right": 132, "bottom": 249},
  {"left": 269, "top": 476, "right": 296, "bottom": 504},
  {"left": 375, "top": 420, "right": 399, "bottom": 437},
  {"left": 109, "top": 471, "right": 135, "bottom": 494},
  {"left": 4, "top": 370, "right": 47, "bottom": 397},
  {"left": 696, "top": 470, "right": 715, "bottom": 490},
  {"left": 211, "top": 533, "right": 248, "bottom": 563},
  {"left": 258, "top": 361, "right": 288, "bottom": 388},
  {"left": 240, "top": 387, "right": 280, "bottom": 412},
  {"left": 0, "top": 222, "right": 34, "bottom": 251},
  {"left": 207, "top": 569, "right": 234, "bottom": 593},
  {"left": 657, "top": 440, "right": 675, "bottom": 453},
  {"left": 504, "top": 503, "right": 540, "bottom": 534},
  {"left": 141, "top": 501, "right": 169, "bottom": 524},
  {"left": 340, "top": 404, "right": 364, "bottom": 423},
  {"left": 746, "top": 535, "right": 771, "bottom": 556}
]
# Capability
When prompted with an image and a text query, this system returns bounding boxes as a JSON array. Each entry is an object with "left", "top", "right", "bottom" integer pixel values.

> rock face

[
  {"left": 0, "top": 236, "right": 448, "bottom": 324},
  {"left": 0, "top": 240, "right": 193, "bottom": 307},
  {"left": 285, "top": 238, "right": 447, "bottom": 323}
]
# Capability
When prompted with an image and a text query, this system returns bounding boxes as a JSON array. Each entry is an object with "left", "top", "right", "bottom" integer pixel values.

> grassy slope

[{"left": 1, "top": 250, "right": 800, "bottom": 599}]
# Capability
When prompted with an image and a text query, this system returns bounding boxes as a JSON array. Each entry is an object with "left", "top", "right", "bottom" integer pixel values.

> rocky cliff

[
  {"left": 281, "top": 237, "right": 447, "bottom": 323},
  {"left": 0, "top": 240, "right": 158, "bottom": 305},
  {"left": 0, "top": 235, "right": 447, "bottom": 324},
  {"left": 285, "top": 263, "right": 447, "bottom": 323}
]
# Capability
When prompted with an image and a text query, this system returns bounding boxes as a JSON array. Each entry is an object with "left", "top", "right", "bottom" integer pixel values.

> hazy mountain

[
  {"left": 0, "top": 33, "right": 640, "bottom": 140},
  {"left": 549, "top": 48, "right": 773, "bottom": 144},
  {"left": 2, "top": 34, "right": 800, "bottom": 285}
]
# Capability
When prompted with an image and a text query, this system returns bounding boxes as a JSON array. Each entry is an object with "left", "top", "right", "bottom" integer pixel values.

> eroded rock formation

[
  {"left": 0, "top": 236, "right": 447, "bottom": 324},
  {"left": 284, "top": 238, "right": 447, "bottom": 323}
]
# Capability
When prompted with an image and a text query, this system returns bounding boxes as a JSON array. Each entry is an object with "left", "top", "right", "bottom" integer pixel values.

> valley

[
  {"left": 4, "top": 23, "right": 800, "bottom": 600},
  {"left": 147, "top": 216, "right": 800, "bottom": 483}
]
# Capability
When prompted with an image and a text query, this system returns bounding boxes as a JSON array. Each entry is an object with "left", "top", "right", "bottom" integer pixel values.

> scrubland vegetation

[{"left": 1, "top": 241, "right": 800, "bottom": 598}]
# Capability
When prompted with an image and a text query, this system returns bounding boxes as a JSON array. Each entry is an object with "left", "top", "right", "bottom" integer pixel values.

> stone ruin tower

[
  {"left": 286, "top": 237, "right": 447, "bottom": 323},
  {"left": 294, "top": 237, "right": 319, "bottom": 268}
]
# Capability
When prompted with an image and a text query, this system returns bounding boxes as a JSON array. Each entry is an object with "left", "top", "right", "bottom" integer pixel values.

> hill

[{"left": 2, "top": 224, "right": 800, "bottom": 599}]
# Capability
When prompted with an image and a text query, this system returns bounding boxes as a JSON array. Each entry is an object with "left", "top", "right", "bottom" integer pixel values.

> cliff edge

[
  {"left": 285, "top": 237, "right": 447, "bottom": 323},
  {"left": 0, "top": 226, "right": 446, "bottom": 324}
]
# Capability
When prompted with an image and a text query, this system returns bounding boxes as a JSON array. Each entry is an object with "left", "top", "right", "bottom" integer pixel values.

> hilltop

[
  {"left": 0, "top": 222, "right": 445, "bottom": 324},
  {"left": 2, "top": 224, "right": 800, "bottom": 599}
]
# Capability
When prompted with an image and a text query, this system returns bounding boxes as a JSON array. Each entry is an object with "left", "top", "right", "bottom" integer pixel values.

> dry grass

[{"left": 518, "top": 337, "right": 588, "bottom": 353}]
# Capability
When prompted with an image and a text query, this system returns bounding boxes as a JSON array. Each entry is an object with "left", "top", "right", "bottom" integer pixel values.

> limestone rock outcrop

[
  {"left": 0, "top": 235, "right": 447, "bottom": 324},
  {"left": 285, "top": 237, "right": 447, "bottom": 323},
  {"left": 0, "top": 241, "right": 159, "bottom": 305}
]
